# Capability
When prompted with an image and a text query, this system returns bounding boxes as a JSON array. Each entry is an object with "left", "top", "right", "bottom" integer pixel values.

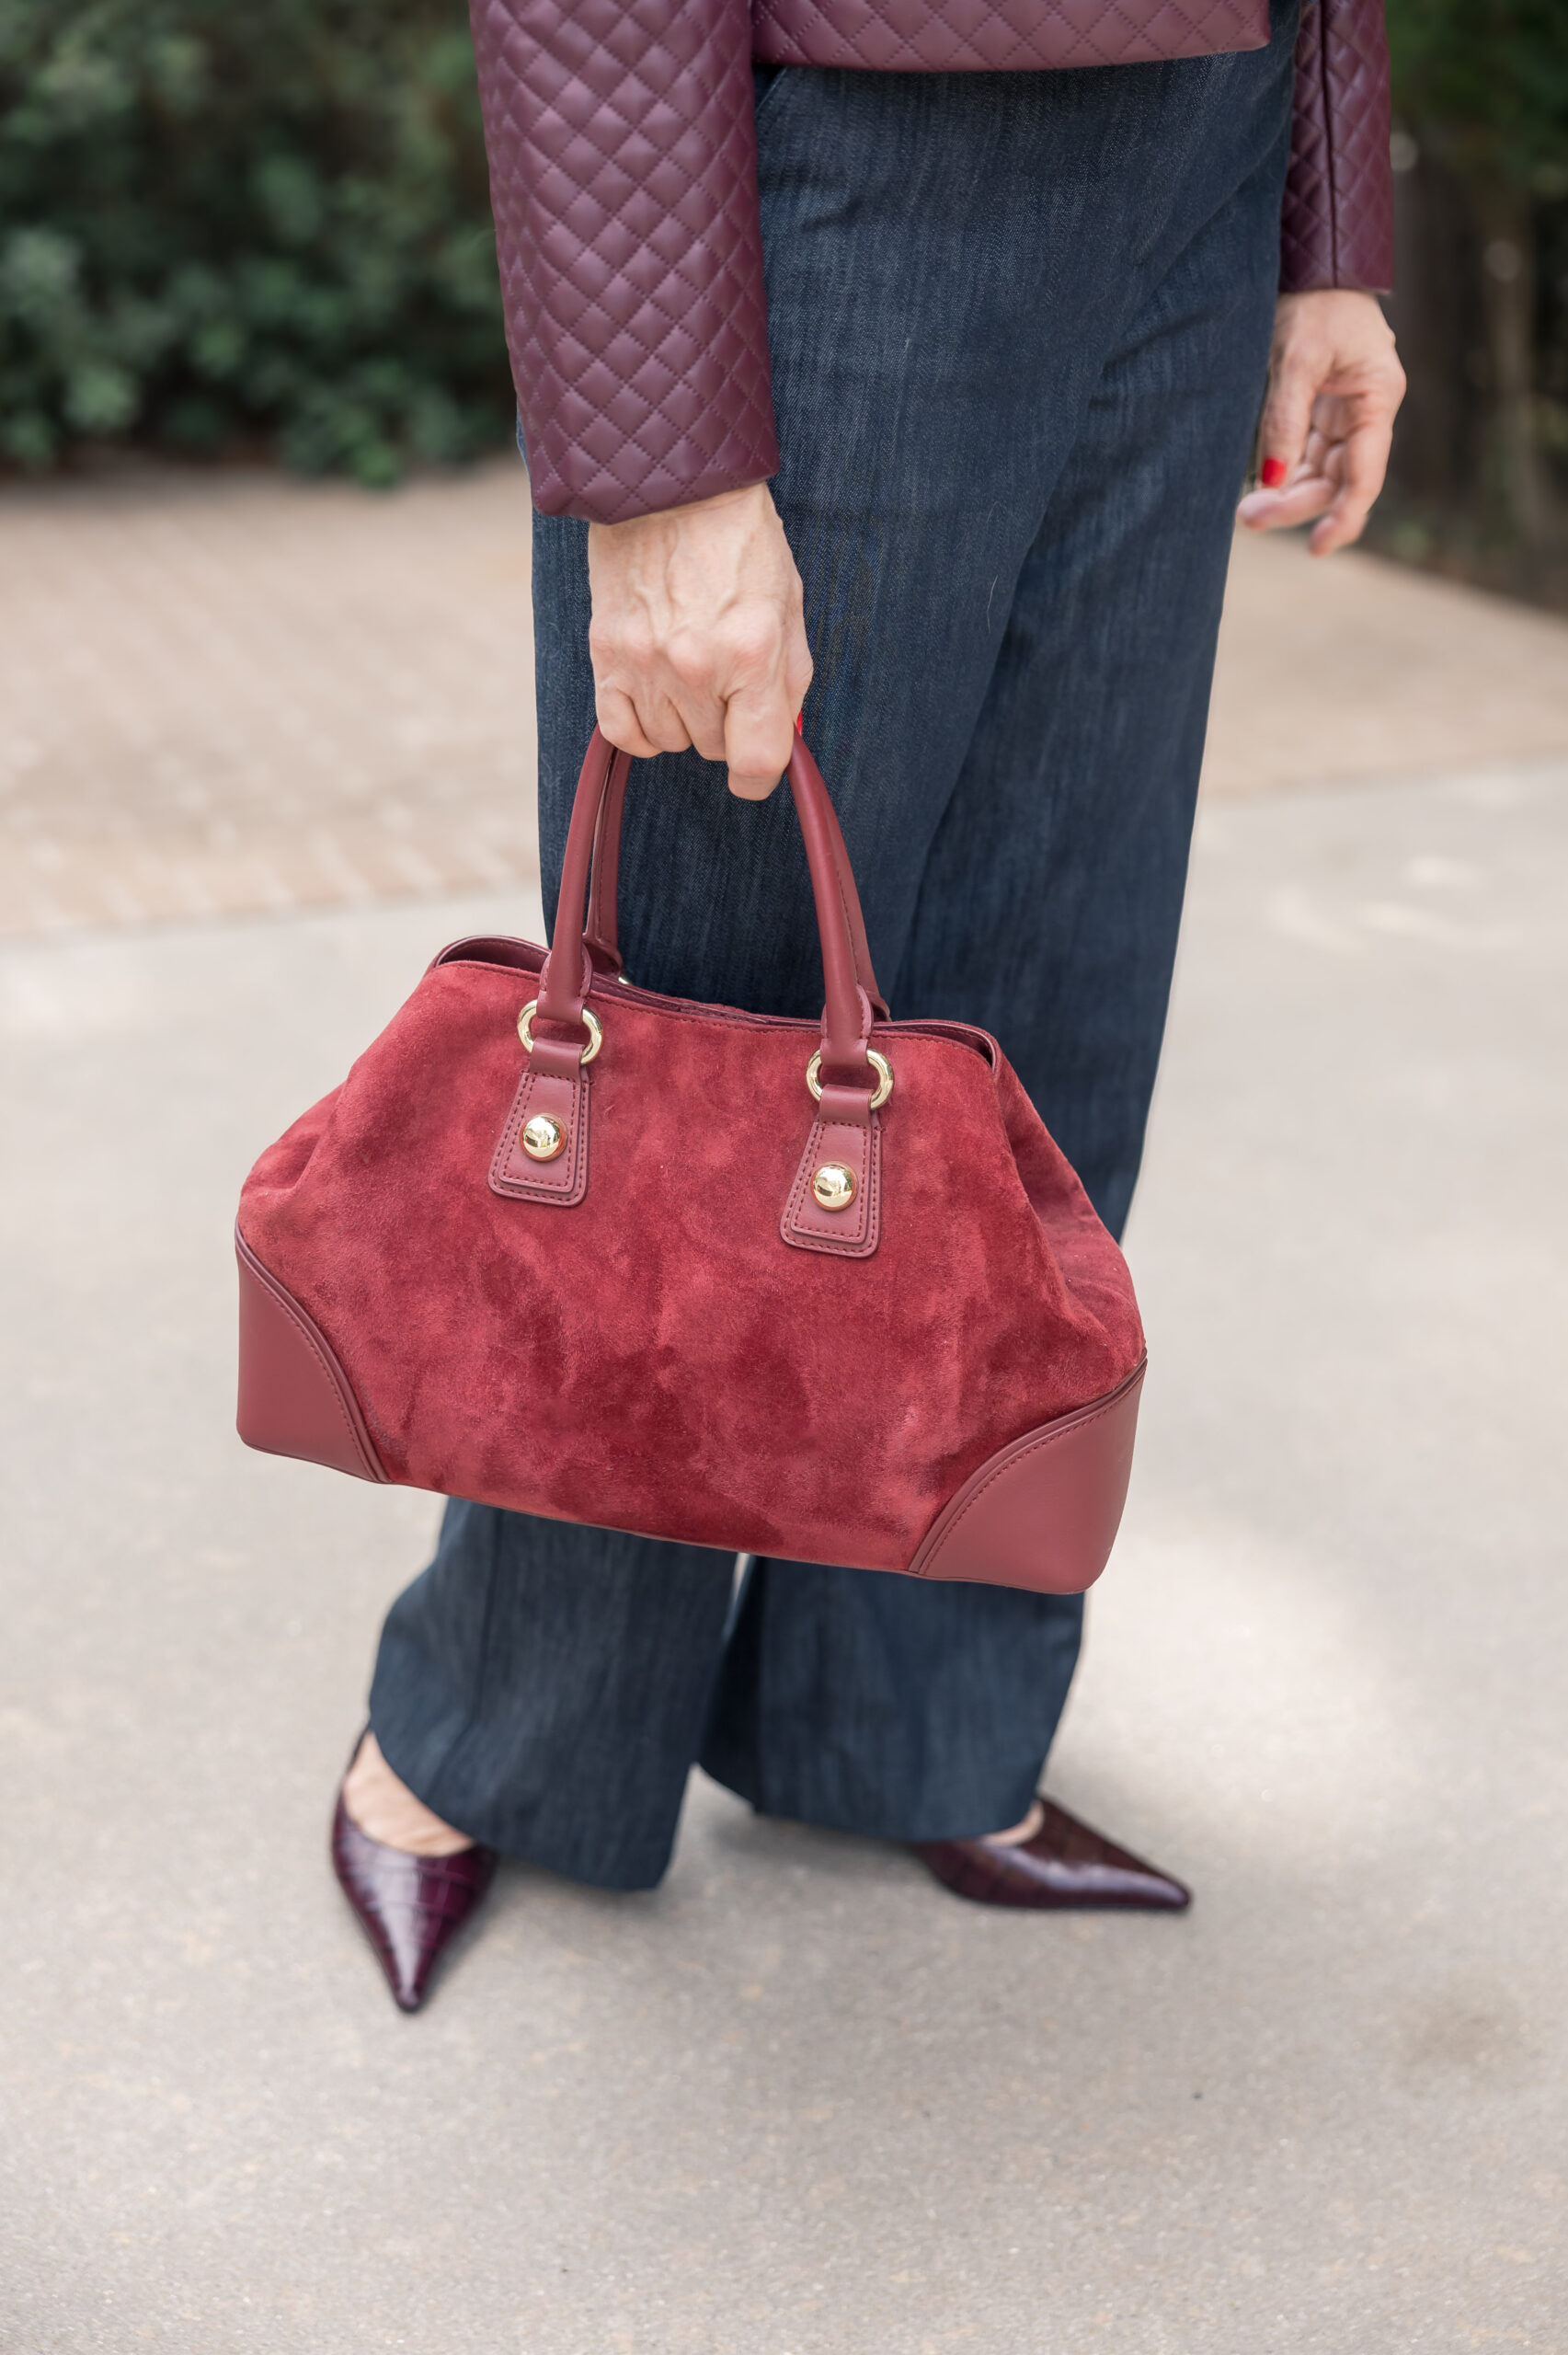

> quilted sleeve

[
  {"left": 469, "top": 0, "right": 781, "bottom": 523},
  {"left": 1280, "top": 0, "right": 1394, "bottom": 293}
]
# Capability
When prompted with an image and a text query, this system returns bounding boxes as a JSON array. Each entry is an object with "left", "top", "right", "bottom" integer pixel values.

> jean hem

[
  {"left": 369, "top": 1704, "right": 680, "bottom": 1890},
  {"left": 698, "top": 1754, "right": 1044, "bottom": 1848}
]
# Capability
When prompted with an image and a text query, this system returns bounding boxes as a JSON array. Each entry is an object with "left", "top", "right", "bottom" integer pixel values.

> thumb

[{"left": 1257, "top": 345, "right": 1317, "bottom": 489}]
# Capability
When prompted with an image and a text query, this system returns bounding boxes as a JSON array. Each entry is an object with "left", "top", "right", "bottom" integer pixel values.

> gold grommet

[
  {"left": 805, "top": 1046, "right": 892, "bottom": 1111},
  {"left": 811, "top": 1162, "right": 858, "bottom": 1212},
  {"left": 518, "top": 999, "right": 602, "bottom": 1065},
  {"left": 521, "top": 1112, "right": 565, "bottom": 1162}
]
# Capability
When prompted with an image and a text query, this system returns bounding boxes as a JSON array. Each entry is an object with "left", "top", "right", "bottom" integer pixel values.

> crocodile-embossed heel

[
  {"left": 331, "top": 1792, "right": 498, "bottom": 2013},
  {"left": 915, "top": 1798, "right": 1189, "bottom": 1912}
]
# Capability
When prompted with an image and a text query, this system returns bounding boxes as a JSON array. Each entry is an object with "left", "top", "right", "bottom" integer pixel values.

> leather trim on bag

[
  {"left": 906, "top": 1360, "right": 1146, "bottom": 1591},
  {"left": 235, "top": 1229, "right": 387, "bottom": 1483},
  {"left": 429, "top": 936, "right": 545, "bottom": 977},
  {"left": 781, "top": 1106, "right": 882, "bottom": 1258},
  {"left": 489, "top": 1064, "right": 590, "bottom": 1205}
]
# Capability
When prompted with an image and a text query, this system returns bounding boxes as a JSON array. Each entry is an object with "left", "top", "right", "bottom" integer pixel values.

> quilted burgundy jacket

[{"left": 470, "top": 0, "right": 1393, "bottom": 524}]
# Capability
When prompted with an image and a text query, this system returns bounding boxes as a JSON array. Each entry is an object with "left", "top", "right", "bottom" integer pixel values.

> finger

[
  {"left": 1236, "top": 471, "right": 1335, "bottom": 533},
  {"left": 601, "top": 677, "right": 695, "bottom": 756},
  {"left": 594, "top": 684, "right": 662, "bottom": 761},
  {"left": 1309, "top": 415, "right": 1394, "bottom": 556},
  {"left": 635, "top": 688, "right": 698, "bottom": 756},
  {"left": 658, "top": 651, "right": 729, "bottom": 764},
  {"left": 1301, "top": 420, "right": 1333, "bottom": 477},
  {"left": 785, "top": 642, "right": 814, "bottom": 724},
  {"left": 1310, "top": 490, "right": 1374, "bottom": 557},
  {"left": 1257, "top": 345, "right": 1320, "bottom": 488},
  {"left": 722, "top": 684, "right": 797, "bottom": 801}
]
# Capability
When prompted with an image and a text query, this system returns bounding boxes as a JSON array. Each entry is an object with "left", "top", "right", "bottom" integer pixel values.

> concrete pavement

[
  {"left": 2, "top": 471, "right": 1566, "bottom": 2349},
  {"left": 4, "top": 767, "right": 1565, "bottom": 2350}
]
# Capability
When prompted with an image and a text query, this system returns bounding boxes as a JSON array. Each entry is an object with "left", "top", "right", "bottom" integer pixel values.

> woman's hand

[
  {"left": 587, "top": 480, "right": 812, "bottom": 800},
  {"left": 1236, "top": 290, "right": 1406, "bottom": 556}
]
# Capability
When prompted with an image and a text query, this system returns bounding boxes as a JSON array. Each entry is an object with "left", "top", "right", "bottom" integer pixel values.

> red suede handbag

[{"left": 235, "top": 729, "right": 1146, "bottom": 1591}]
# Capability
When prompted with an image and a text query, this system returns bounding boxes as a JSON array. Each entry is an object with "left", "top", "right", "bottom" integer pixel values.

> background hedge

[
  {"left": 7, "top": 1, "right": 1568, "bottom": 594},
  {"left": 1377, "top": 0, "right": 1568, "bottom": 602},
  {"left": 0, "top": 0, "right": 512, "bottom": 484}
]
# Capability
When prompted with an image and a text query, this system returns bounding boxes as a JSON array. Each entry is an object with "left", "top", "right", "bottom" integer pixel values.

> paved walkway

[
  {"left": 2, "top": 469, "right": 1566, "bottom": 2351},
  {"left": 8, "top": 457, "right": 1568, "bottom": 935},
  {"left": 1, "top": 463, "right": 537, "bottom": 935}
]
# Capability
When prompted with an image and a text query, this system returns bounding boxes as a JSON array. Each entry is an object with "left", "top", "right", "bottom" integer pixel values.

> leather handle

[
  {"left": 541, "top": 729, "right": 884, "bottom": 1089},
  {"left": 583, "top": 742, "right": 889, "bottom": 1023}
]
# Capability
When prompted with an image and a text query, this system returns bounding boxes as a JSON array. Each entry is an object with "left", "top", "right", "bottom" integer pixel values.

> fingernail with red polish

[
  {"left": 795, "top": 710, "right": 804, "bottom": 734},
  {"left": 1260, "top": 456, "right": 1288, "bottom": 489}
]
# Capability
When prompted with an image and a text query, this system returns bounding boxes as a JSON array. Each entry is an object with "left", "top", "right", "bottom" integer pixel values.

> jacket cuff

[
  {"left": 471, "top": 0, "right": 780, "bottom": 523},
  {"left": 1279, "top": 0, "right": 1394, "bottom": 294}
]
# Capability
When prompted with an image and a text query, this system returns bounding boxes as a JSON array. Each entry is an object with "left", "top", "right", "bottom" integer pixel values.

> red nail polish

[
  {"left": 795, "top": 710, "right": 804, "bottom": 734},
  {"left": 1261, "top": 456, "right": 1288, "bottom": 489}
]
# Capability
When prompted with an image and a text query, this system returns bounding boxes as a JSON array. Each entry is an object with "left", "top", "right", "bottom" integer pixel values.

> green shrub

[
  {"left": 0, "top": 0, "right": 513, "bottom": 483},
  {"left": 1381, "top": 0, "right": 1568, "bottom": 589}
]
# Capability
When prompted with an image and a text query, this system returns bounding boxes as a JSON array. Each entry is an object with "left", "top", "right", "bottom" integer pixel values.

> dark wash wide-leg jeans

[{"left": 369, "top": 7, "right": 1298, "bottom": 1889}]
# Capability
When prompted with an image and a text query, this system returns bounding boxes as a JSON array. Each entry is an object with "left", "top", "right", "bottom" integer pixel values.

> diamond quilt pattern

[
  {"left": 471, "top": 0, "right": 1393, "bottom": 524},
  {"left": 1280, "top": 0, "right": 1392, "bottom": 293},
  {"left": 753, "top": 0, "right": 1268, "bottom": 72},
  {"left": 470, "top": 0, "right": 780, "bottom": 523}
]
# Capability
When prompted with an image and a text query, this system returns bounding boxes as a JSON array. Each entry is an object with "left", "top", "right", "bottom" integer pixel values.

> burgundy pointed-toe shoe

[
  {"left": 915, "top": 1798, "right": 1190, "bottom": 1912},
  {"left": 331, "top": 1795, "right": 498, "bottom": 2013}
]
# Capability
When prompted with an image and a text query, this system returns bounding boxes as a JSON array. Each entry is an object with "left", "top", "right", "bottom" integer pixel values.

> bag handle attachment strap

[
  {"left": 780, "top": 1074, "right": 883, "bottom": 1259},
  {"left": 807, "top": 1046, "right": 891, "bottom": 1112},
  {"left": 518, "top": 999, "right": 601, "bottom": 1066}
]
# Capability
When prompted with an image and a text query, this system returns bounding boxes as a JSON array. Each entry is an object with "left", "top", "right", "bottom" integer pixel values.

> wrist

[{"left": 590, "top": 480, "right": 774, "bottom": 545}]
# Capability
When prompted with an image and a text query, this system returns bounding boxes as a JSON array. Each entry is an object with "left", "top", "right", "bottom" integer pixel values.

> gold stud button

[
  {"left": 521, "top": 1112, "right": 565, "bottom": 1162},
  {"left": 811, "top": 1161, "right": 857, "bottom": 1212}
]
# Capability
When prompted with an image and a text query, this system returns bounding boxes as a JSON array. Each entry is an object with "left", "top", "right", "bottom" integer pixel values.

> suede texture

[{"left": 238, "top": 942, "right": 1144, "bottom": 1571}]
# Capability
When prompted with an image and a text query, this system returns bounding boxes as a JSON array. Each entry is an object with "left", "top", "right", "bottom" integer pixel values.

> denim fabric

[
  {"left": 370, "top": 8, "right": 1296, "bottom": 1887},
  {"left": 370, "top": 1505, "right": 738, "bottom": 1888}
]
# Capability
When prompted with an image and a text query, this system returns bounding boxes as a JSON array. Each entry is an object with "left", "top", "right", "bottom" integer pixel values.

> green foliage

[
  {"left": 1379, "top": 0, "right": 1568, "bottom": 594},
  {"left": 1386, "top": 0, "right": 1568, "bottom": 192},
  {"left": 15, "top": 0, "right": 1568, "bottom": 514},
  {"left": 0, "top": 0, "right": 513, "bottom": 482}
]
